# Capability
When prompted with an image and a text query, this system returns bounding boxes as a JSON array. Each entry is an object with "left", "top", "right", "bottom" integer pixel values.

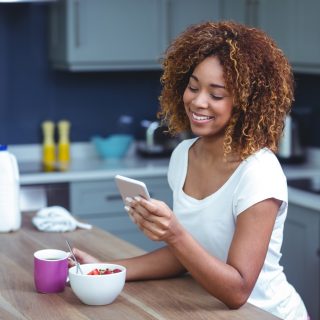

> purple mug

[{"left": 34, "top": 249, "right": 69, "bottom": 293}]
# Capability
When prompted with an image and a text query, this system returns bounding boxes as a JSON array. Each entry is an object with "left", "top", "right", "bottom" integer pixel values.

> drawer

[
  {"left": 78, "top": 211, "right": 136, "bottom": 234},
  {"left": 70, "top": 180, "right": 123, "bottom": 215},
  {"left": 70, "top": 177, "right": 172, "bottom": 216}
]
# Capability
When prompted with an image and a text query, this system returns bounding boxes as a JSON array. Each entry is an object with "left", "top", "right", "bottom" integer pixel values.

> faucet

[{"left": 146, "top": 121, "right": 159, "bottom": 148}]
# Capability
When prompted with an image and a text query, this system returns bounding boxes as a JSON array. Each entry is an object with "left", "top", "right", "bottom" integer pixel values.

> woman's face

[{"left": 183, "top": 56, "right": 234, "bottom": 139}]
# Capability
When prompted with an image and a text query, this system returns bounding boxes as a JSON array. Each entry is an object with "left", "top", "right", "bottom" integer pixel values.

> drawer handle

[
  {"left": 105, "top": 193, "right": 154, "bottom": 202},
  {"left": 105, "top": 194, "right": 122, "bottom": 201}
]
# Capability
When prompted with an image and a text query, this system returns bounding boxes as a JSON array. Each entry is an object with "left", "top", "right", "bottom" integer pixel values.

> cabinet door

[
  {"left": 281, "top": 204, "right": 320, "bottom": 320},
  {"left": 221, "top": 0, "right": 320, "bottom": 73},
  {"left": 220, "top": 0, "right": 249, "bottom": 25},
  {"left": 70, "top": 176, "right": 171, "bottom": 251},
  {"left": 49, "top": 0, "right": 168, "bottom": 70},
  {"left": 257, "top": 0, "right": 320, "bottom": 72},
  {"left": 168, "top": 0, "right": 221, "bottom": 41}
]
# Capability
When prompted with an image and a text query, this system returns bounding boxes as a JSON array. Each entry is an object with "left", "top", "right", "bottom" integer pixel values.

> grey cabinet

[
  {"left": 167, "top": 0, "right": 221, "bottom": 41},
  {"left": 258, "top": 0, "right": 320, "bottom": 74},
  {"left": 70, "top": 176, "right": 172, "bottom": 251},
  {"left": 281, "top": 203, "right": 320, "bottom": 320},
  {"left": 49, "top": 0, "right": 168, "bottom": 71},
  {"left": 220, "top": 0, "right": 320, "bottom": 74},
  {"left": 49, "top": 0, "right": 221, "bottom": 71}
]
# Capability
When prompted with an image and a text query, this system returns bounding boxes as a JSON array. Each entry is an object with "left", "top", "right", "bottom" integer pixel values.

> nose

[{"left": 191, "top": 91, "right": 209, "bottom": 109}]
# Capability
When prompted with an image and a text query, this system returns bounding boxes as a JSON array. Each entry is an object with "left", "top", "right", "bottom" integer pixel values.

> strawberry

[
  {"left": 112, "top": 268, "right": 122, "bottom": 273},
  {"left": 87, "top": 268, "right": 100, "bottom": 275},
  {"left": 103, "top": 269, "right": 112, "bottom": 275}
]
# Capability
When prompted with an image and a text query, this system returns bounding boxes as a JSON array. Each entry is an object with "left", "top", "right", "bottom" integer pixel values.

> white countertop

[
  {"left": 19, "top": 157, "right": 170, "bottom": 184},
  {"left": 12, "top": 143, "right": 320, "bottom": 212}
]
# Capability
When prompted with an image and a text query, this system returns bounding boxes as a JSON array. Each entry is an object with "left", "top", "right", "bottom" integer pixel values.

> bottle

[
  {"left": 57, "top": 120, "right": 71, "bottom": 171},
  {"left": 42, "top": 121, "right": 56, "bottom": 172},
  {"left": 0, "top": 145, "right": 21, "bottom": 232}
]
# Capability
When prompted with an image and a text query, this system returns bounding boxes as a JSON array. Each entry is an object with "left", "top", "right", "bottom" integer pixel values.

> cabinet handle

[
  {"left": 245, "top": 0, "right": 259, "bottom": 26},
  {"left": 105, "top": 193, "right": 153, "bottom": 202},
  {"left": 74, "top": 0, "right": 81, "bottom": 47},
  {"left": 105, "top": 194, "right": 122, "bottom": 202}
]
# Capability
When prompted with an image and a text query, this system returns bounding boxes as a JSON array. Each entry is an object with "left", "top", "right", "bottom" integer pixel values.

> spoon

[{"left": 65, "top": 240, "right": 83, "bottom": 275}]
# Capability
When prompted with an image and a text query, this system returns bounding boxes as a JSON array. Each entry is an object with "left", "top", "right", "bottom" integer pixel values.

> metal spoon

[{"left": 65, "top": 240, "right": 83, "bottom": 275}]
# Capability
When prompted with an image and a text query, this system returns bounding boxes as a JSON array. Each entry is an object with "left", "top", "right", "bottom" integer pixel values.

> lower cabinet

[
  {"left": 281, "top": 203, "right": 320, "bottom": 320},
  {"left": 70, "top": 176, "right": 172, "bottom": 252}
]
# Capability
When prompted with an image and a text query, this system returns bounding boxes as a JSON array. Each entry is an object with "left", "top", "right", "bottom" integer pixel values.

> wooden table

[{"left": 0, "top": 213, "right": 280, "bottom": 320}]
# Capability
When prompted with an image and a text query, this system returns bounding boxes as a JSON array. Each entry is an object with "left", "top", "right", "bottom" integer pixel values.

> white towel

[{"left": 32, "top": 206, "right": 92, "bottom": 232}]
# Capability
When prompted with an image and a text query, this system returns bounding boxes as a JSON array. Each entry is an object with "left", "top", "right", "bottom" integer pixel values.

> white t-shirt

[{"left": 167, "top": 138, "right": 307, "bottom": 320}]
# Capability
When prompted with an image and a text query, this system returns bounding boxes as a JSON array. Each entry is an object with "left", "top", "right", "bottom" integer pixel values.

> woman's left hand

[{"left": 125, "top": 197, "right": 182, "bottom": 244}]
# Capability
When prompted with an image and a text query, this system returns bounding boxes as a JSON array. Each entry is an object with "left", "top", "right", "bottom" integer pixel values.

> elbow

[
  {"left": 216, "top": 289, "right": 250, "bottom": 310},
  {"left": 225, "top": 297, "right": 248, "bottom": 310}
]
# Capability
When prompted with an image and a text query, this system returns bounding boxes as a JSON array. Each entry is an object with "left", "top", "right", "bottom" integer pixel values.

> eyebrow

[{"left": 190, "top": 74, "right": 226, "bottom": 89}]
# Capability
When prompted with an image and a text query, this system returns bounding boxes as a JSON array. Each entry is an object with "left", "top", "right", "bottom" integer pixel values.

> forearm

[
  {"left": 112, "top": 246, "right": 187, "bottom": 281},
  {"left": 168, "top": 231, "right": 249, "bottom": 309}
]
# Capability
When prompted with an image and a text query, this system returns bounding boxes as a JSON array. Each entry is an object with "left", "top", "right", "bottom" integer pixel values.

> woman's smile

[{"left": 191, "top": 111, "right": 216, "bottom": 123}]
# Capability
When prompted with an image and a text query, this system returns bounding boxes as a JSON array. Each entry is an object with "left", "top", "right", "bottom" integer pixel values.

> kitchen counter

[
  {"left": 19, "top": 157, "right": 170, "bottom": 185},
  {"left": 0, "top": 213, "right": 280, "bottom": 320},
  {"left": 14, "top": 143, "right": 320, "bottom": 211}
]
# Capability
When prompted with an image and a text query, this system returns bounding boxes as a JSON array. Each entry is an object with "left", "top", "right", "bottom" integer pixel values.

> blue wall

[
  {"left": 0, "top": 3, "right": 162, "bottom": 145},
  {"left": 0, "top": 3, "right": 319, "bottom": 147}
]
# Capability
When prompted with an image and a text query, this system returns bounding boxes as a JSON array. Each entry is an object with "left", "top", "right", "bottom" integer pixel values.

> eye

[
  {"left": 210, "top": 94, "right": 223, "bottom": 101},
  {"left": 188, "top": 85, "right": 198, "bottom": 92}
]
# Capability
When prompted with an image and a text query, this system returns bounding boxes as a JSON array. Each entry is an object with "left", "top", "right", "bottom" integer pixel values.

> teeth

[{"left": 192, "top": 113, "right": 214, "bottom": 121}]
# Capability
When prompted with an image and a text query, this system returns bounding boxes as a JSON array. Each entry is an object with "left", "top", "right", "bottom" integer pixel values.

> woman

[{"left": 72, "top": 21, "right": 308, "bottom": 320}]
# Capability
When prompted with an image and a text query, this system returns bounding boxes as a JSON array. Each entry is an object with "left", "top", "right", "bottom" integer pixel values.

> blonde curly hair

[{"left": 158, "top": 21, "right": 294, "bottom": 160}]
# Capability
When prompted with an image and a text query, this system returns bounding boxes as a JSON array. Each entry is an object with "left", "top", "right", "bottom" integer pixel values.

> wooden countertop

[{"left": 0, "top": 213, "right": 280, "bottom": 320}]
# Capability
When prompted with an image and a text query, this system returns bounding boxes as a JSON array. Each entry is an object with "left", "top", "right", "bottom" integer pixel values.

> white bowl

[{"left": 69, "top": 263, "right": 126, "bottom": 305}]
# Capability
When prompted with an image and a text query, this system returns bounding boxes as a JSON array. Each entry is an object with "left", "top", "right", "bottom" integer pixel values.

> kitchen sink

[{"left": 287, "top": 177, "right": 320, "bottom": 194}]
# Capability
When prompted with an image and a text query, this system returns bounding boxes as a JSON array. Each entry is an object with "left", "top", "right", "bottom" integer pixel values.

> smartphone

[{"left": 114, "top": 175, "right": 151, "bottom": 203}]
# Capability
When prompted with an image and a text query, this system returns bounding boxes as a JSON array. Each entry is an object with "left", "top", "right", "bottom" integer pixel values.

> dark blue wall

[
  {"left": 0, "top": 3, "right": 162, "bottom": 145},
  {"left": 0, "top": 3, "right": 319, "bottom": 147}
]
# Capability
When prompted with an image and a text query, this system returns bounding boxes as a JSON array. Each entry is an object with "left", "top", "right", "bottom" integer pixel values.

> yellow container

[
  {"left": 41, "top": 121, "right": 55, "bottom": 172},
  {"left": 58, "top": 120, "right": 71, "bottom": 171}
]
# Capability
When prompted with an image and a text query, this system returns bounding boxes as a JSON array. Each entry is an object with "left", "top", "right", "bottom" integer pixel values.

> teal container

[{"left": 92, "top": 134, "right": 134, "bottom": 159}]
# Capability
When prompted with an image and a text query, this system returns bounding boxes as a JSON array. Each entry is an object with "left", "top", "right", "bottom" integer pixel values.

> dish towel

[{"left": 32, "top": 206, "right": 92, "bottom": 232}]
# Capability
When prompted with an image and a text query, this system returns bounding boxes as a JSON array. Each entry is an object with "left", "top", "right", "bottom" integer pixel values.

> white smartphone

[{"left": 115, "top": 175, "right": 151, "bottom": 203}]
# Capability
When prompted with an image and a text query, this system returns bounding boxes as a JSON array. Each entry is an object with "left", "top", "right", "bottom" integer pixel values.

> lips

[{"left": 191, "top": 112, "right": 215, "bottom": 122}]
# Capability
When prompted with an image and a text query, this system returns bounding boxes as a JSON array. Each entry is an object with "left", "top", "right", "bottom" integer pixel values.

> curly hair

[{"left": 158, "top": 21, "right": 294, "bottom": 160}]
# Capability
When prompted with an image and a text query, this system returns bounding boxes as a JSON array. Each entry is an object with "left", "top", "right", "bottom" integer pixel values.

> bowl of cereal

[{"left": 68, "top": 263, "right": 126, "bottom": 305}]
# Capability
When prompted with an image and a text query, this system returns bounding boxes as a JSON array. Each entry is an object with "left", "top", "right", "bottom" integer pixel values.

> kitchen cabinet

[
  {"left": 48, "top": 0, "right": 221, "bottom": 71},
  {"left": 167, "top": 0, "right": 221, "bottom": 41},
  {"left": 49, "top": 0, "right": 168, "bottom": 71},
  {"left": 281, "top": 203, "right": 320, "bottom": 320},
  {"left": 70, "top": 176, "right": 172, "bottom": 251},
  {"left": 220, "top": 0, "right": 320, "bottom": 74}
]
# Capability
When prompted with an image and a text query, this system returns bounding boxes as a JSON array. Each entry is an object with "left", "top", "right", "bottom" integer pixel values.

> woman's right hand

[{"left": 68, "top": 248, "right": 101, "bottom": 268}]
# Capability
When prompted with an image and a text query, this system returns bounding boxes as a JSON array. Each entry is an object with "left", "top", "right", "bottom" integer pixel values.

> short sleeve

[
  {"left": 233, "top": 151, "right": 288, "bottom": 217},
  {"left": 167, "top": 138, "right": 197, "bottom": 192},
  {"left": 167, "top": 146, "right": 179, "bottom": 191}
]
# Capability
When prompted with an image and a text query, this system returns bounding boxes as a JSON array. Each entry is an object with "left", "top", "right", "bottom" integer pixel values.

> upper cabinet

[
  {"left": 221, "top": 0, "right": 320, "bottom": 74},
  {"left": 167, "top": 0, "right": 221, "bottom": 42},
  {"left": 49, "top": 0, "right": 220, "bottom": 71},
  {"left": 49, "top": 0, "right": 168, "bottom": 71}
]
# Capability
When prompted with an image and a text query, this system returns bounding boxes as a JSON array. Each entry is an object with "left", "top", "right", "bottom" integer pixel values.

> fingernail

[
  {"left": 125, "top": 197, "right": 133, "bottom": 203},
  {"left": 134, "top": 196, "right": 141, "bottom": 201},
  {"left": 124, "top": 205, "right": 130, "bottom": 212}
]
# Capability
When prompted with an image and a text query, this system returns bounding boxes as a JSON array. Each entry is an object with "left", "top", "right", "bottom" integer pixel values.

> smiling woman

[{"left": 71, "top": 21, "right": 308, "bottom": 320}]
